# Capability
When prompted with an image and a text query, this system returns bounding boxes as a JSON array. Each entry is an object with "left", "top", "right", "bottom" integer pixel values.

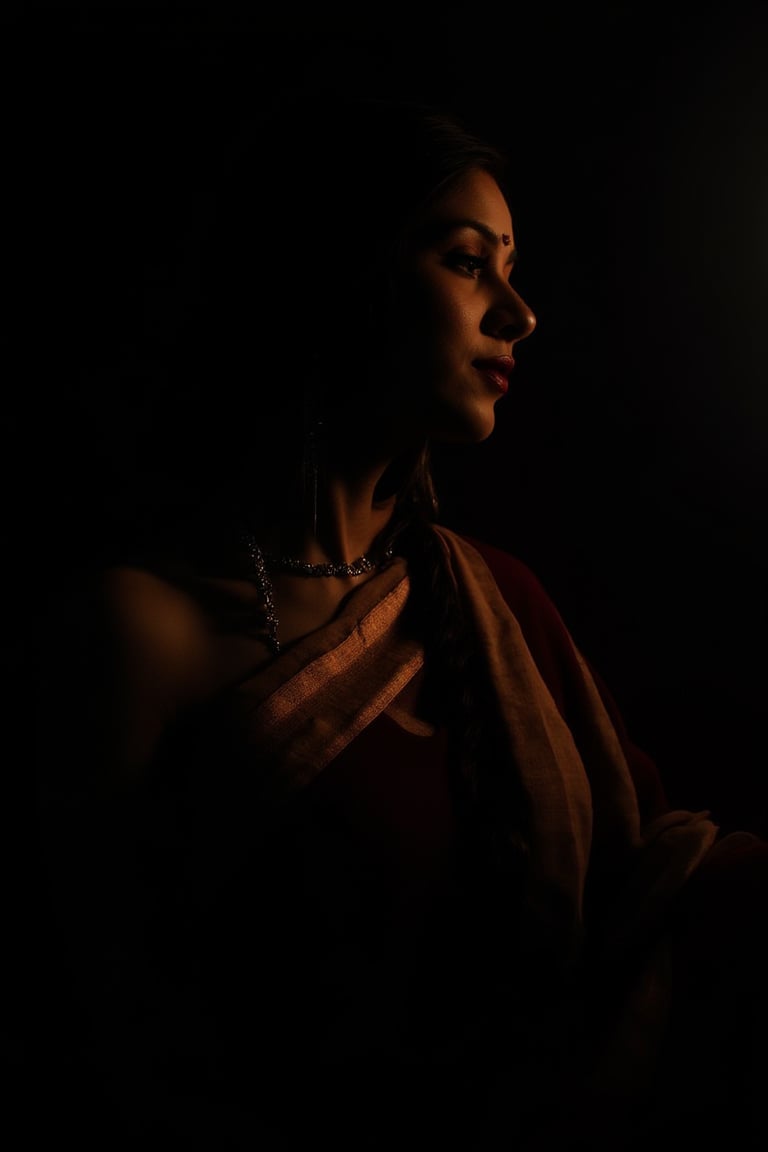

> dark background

[{"left": 11, "top": 2, "right": 768, "bottom": 834}]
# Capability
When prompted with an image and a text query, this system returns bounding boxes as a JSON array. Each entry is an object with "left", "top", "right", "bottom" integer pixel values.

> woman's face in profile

[{"left": 391, "top": 168, "right": 537, "bottom": 446}]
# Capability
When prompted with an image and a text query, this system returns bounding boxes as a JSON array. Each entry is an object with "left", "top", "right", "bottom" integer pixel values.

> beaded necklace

[{"left": 240, "top": 533, "right": 395, "bottom": 654}]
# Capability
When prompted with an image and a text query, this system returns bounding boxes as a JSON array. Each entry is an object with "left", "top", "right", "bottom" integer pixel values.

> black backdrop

[{"left": 12, "top": 3, "right": 768, "bottom": 834}]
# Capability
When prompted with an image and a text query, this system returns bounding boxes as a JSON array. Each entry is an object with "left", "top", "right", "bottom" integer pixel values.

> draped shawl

[{"left": 213, "top": 526, "right": 719, "bottom": 968}]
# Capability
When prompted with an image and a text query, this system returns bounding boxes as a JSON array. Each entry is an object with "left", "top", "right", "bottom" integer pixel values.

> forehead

[{"left": 429, "top": 168, "right": 514, "bottom": 237}]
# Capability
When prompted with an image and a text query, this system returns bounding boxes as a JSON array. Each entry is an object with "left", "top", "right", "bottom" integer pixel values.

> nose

[{"left": 484, "top": 283, "right": 537, "bottom": 344}]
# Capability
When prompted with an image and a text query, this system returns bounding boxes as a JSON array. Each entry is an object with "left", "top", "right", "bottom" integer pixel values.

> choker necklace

[
  {"left": 240, "top": 533, "right": 394, "bottom": 655},
  {"left": 261, "top": 552, "right": 383, "bottom": 578}
]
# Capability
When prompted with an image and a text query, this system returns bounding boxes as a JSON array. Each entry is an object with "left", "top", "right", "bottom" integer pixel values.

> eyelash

[{"left": 446, "top": 252, "right": 488, "bottom": 278}]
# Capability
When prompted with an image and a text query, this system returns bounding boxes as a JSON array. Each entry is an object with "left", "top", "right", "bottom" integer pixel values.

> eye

[{"left": 445, "top": 251, "right": 488, "bottom": 278}]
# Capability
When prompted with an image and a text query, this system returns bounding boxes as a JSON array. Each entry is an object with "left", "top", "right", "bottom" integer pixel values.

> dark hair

[
  {"left": 170, "top": 91, "right": 514, "bottom": 524},
  {"left": 202, "top": 90, "right": 512, "bottom": 366},
  {"left": 122, "top": 89, "right": 521, "bottom": 895}
]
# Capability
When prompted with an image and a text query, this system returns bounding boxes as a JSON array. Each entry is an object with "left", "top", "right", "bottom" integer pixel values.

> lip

[{"left": 472, "top": 355, "right": 515, "bottom": 395}]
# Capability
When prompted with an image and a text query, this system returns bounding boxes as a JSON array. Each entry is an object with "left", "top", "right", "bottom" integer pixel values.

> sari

[
  {"left": 220, "top": 524, "right": 720, "bottom": 944},
  {"left": 145, "top": 525, "right": 762, "bottom": 1143},
  {"left": 48, "top": 526, "right": 765, "bottom": 1147}
]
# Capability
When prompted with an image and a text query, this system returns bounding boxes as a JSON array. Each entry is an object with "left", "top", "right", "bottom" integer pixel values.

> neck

[{"left": 257, "top": 469, "right": 399, "bottom": 567}]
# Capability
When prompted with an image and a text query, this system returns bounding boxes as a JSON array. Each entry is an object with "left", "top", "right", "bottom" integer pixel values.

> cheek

[
  {"left": 394, "top": 269, "right": 475, "bottom": 377},
  {"left": 430, "top": 301, "right": 475, "bottom": 377},
  {"left": 415, "top": 285, "right": 473, "bottom": 355}
]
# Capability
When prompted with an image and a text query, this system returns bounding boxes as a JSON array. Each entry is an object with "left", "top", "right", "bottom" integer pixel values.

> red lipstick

[{"left": 473, "top": 355, "right": 514, "bottom": 394}]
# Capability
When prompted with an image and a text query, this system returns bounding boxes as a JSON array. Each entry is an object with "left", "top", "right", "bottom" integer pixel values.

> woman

[{"left": 39, "top": 91, "right": 766, "bottom": 1149}]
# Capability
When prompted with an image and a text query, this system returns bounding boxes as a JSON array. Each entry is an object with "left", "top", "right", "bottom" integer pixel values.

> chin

[
  {"left": 433, "top": 406, "right": 497, "bottom": 445},
  {"left": 433, "top": 428, "right": 496, "bottom": 448}
]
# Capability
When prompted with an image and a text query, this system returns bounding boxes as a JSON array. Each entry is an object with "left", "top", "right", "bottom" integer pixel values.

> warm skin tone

[
  {"left": 93, "top": 168, "right": 536, "bottom": 781},
  {"left": 272, "top": 169, "right": 536, "bottom": 563},
  {"left": 393, "top": 167, "right": 536, "bottom": 446}
]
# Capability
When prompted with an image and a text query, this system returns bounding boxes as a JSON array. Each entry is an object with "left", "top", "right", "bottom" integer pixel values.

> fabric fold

[
  {"left": 217, "top": 526, "right": 721, "bottom": 960},
  {"left": 433, "top": 527, "right": 720, "bottom": 956}
]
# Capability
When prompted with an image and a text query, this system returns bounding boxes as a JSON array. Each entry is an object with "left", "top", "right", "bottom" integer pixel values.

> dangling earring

[{"left": 301, "top": 390, "right": 324, "bottom": 539}]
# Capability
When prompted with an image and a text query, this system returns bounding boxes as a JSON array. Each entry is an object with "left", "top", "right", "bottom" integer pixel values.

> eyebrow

[{"left": 421, "top": 216, "right": 518, "bottom": 265}]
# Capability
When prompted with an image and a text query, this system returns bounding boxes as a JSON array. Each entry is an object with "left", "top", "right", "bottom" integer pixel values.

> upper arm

[
  {"left": 98, "top": 566, "right": 209, "bottom": 783},
  {"left": 42, "top": 565, "right": 209, "bottom": 792}
]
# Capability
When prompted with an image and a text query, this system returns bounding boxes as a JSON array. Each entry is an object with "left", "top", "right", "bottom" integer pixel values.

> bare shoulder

[
  {"left": 88, "top": 564, "right": 213, "bottom": 779},
  {"left": 99, "top": 561, "right": 276, "bottom": 693},
  {"left": 45, "top": 557, "right": 266, "bottom": 785},
  {"left": 99, "top": 564, "right": 210, "bottom": 681}
]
